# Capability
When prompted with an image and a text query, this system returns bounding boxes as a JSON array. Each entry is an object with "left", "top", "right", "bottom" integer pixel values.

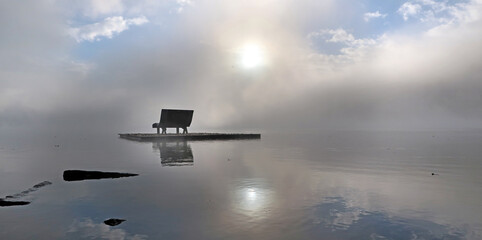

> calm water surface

[{"left": 1, "top": 131, "right": 482, "bottom": 239}]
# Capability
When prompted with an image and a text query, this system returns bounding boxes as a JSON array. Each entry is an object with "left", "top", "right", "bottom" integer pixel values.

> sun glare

[{"left": 240, "top": 43, "right": 265, "bottom": 69}]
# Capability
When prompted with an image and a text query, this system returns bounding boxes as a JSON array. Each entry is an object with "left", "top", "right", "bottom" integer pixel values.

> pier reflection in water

[{"left": 152, "top": 141, "right": 194, "bottom": 167}]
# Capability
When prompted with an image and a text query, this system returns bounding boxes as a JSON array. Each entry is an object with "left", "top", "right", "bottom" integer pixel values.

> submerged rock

[
  {"left": 3, "top": 181, "right": 52, "bottom": 200},
  {"left": 63, "top": 170, "right": 138, "bottom": 182},
  {"left": 104, "top": 218, "right": 126, "bottom": 226},
  {"left": 32, "top": 181, "right": 52, "bottom": 188},
  {"left": 0, "top": 199, "right": 30, "bottom": 207}
]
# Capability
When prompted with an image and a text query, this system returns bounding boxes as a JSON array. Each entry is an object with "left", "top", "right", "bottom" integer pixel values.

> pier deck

[{"left": 119, "top": 133, "right": 261, "bottom": 141}]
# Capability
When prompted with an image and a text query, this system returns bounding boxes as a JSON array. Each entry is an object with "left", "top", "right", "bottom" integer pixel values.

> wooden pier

[{"left": 119, "top": 133, "right": 261, "bottom": 141}]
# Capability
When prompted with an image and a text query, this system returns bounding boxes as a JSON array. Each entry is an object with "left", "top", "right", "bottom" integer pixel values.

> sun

[{"left": 239, "top": 43, "right": 265, "bottom": 69}]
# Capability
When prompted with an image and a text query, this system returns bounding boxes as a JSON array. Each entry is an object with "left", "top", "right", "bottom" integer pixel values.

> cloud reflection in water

[
  {"left": 67, "top": 219, "right": 147, "bottom": 240},
  {"left": 308, "top": 197, "right": 467, "bottom": 239}
]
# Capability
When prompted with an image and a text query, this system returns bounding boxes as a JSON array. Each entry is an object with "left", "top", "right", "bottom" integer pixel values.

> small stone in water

[{"left": 104, "top": 219, "right": 126, "bottom": 226}]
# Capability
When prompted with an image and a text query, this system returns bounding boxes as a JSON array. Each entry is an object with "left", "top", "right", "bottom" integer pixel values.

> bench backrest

[{"left": 159, "top": 109, "right": 194, "bottom": 127}]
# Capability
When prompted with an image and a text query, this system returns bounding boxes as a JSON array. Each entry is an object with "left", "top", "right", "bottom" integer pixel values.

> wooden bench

[{"left": 152, "top": 109, "right": 194, "bottom": 134}]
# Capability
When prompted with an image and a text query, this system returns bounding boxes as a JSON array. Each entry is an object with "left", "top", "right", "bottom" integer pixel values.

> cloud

[
  {"left": 398, "top": 0, "right": 470, "bottom": 23},
  {"left": 67, "top": 0, "right": 194, "bottom": 18},
  {"left": 69, "top": 16, "right": 148, "bottom": 42},
  {"left": 398, "top": 2, "right": 422, "bottom": 21},
  {"left": 309, "top": 28, "right": 355, "bottom": 44},
  {"left": 175, "top": 0, "right": 194, "bottom": 13},
  {"left": 89, "top": 0, "right": 124, "bottom": 17},
  {"left": 308, "top": 28, "right": 377, "bottom": 46},
  {"left": 363, "top": 11, "right": 387, "bottom": 22},
  {"left": 307, "top": 28, "right": 378, "bottom": 65}
]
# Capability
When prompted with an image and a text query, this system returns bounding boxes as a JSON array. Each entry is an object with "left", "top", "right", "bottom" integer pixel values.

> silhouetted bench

[{"left": 152, "top": 109, "right": 194, "bottom": 134}]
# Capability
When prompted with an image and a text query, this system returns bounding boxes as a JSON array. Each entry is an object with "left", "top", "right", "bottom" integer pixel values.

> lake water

[{"left": 1, "top": 131, "right": 482, "bottom": 239}]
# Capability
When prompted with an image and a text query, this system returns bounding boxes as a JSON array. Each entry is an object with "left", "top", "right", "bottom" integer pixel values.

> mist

[{"left": 1, "top": 0, "right": 482, "bottom": 137}]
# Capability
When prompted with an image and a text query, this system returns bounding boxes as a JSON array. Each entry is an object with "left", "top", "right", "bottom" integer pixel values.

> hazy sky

[{"left": 1, "top": 0, "right": 482, "bottom": 135}]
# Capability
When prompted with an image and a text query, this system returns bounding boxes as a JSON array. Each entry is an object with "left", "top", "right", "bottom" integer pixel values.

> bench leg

[
  {"left": 176, "top": 128, "right": 179, "bottom": 134},
  {"left": 156, "top": 128, "right": 160, "bottom": 134},
  {"left": 183, "top": 127, "right": 188, "bottom": 134}
]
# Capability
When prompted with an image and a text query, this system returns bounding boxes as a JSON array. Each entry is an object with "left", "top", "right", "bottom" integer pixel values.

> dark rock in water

[
  {"left": 63, "top": 170, "right": 138, "bottom": 182},
  {"left": 0, "top": 199, "right": 30, "bottom": 207},
  {"left": 104, "top": 218, "right": 126, "bottom": 226}
]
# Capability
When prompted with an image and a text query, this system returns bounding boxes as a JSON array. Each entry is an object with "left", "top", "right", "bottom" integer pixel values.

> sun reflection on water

[
  {"left": 246, "top": 188, "right": 257, "bottom": 201},
  {"left": 232, "top": 180, "right": 273, "bottom": 220}
]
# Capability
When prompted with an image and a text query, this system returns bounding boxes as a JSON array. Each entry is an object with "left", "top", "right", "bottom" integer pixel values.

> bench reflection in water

[{"left": 152, "top": 141, "right": 194, "bottom": 167}]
